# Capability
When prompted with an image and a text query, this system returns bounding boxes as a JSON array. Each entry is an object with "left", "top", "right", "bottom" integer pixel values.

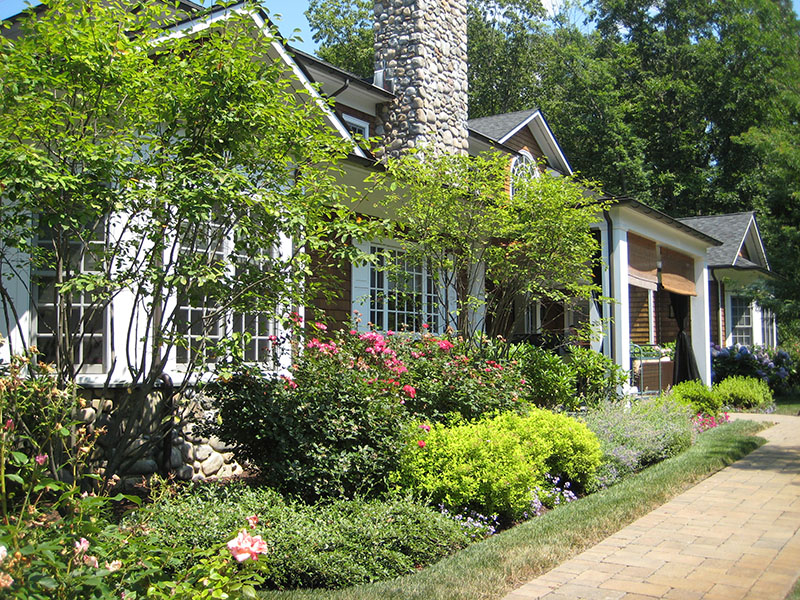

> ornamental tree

[
  {"left": 0, "top": 0, "right": 375, "bottom": 478},
  {"left": 369, "top": 151, "right": 607, "bottom": 339}
]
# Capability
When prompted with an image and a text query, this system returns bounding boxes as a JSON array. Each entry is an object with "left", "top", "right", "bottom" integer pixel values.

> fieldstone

[
  {"left": 194, "top": 444, "right": 212, "bottom": 461},
  {"left": 169, "top": 447, "right": 184, "bottom": 469},
  {"left": 128, "top": 459, "right": 158, "bottom": 475},
  {"left": 77, "top": 407, "right": 96, "bottom": 423},
  {"left": 209, "top": 436, "right": 231, "bottom": 452},
  {"left": 175, "top": 465, "right": 193, "bottom": 481},
  {"left": 202, "top": 452, "right": 224, "bottom": 476},
  {"left": 180, "top": 441, "right": 193, "bottom": 461}
]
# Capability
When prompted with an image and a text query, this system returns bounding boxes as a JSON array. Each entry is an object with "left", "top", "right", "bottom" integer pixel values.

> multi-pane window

[
  {"left": 174, "top": 223, "right": 276, "bottom": 366},
  {"left": 730, "top": 296, "right": 752, "bottom": 347},
  {"left": 33, "top": 220, "right": 107, "bottom": 368},
  {"left": 369, "top": 246, "right": 440, "bottom": 332},
  {"left": 509, "top": 150, "right": 538, "bottom": 198}
]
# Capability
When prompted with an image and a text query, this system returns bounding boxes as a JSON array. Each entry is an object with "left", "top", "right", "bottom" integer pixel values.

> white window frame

[
  {"left": 728, "top": 295, "right": 753, "bottom": 347},
  {"left": 509, "top": 150, "right": 539, "bottom": 198},
  {"left": 341, "top": 114, "right": 370, "bottom": 139},
  {"left": 31, "top": 218, "right": 110, "bottom": 374},
  {"left": 351, "top": 240, "right": 454, "bottom": 334}
]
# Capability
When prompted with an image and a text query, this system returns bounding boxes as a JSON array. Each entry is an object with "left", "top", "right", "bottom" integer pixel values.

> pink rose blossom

[
  {"left": 105, "top": 560, "right": 122, "bottom": 572},
  {"left": 421, "top": 323, "right": 429, "bottom": 329},
  {"left": 247, "top": 514, "right": 259, "bottom": 529},
  {"left": 0, "top": 546, "right": 7, "bottom": 562},
  {"left": 314, "top": 322, "right": 327, "bottom": 331},
  {"left": 0, "top": 572, "right": 12, "bottom": 589},
  {"left": 227, "top": 529, "right": 269, "bottom": 562},
  {"left": 83, "top": 555, "right": 99, "bottom": 568},
  {"left": 74, "top": 538, "right": 90, "bottom": 555},
  {"left": 437, "top": 339, "right": 454, "bottom": 351},
  {"left": 3, "top": 419, "right": 12, "bottom": 432},
  {"left": 35, "top": 454, "right": 48, "bottom": 466},
  {"left": 417, "top": 440, "right": 426, "bottom": 448},
  {"left": 402, "top": 385, "right": 416, "bottom": 399},
  {"left": 418, "top": 423, "right": 431, "bottom": 432}
]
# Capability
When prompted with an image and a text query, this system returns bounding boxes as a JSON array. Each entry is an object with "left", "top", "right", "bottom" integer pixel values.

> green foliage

[
  {"left": 668, "top": 380, "right": 722, "bottom": 417},
  {"left": 567, "top": 346, "right": 627, "bottom": 408},
  {"left": 512, "top": 345, "right": 575, "bottom": 409},
  {"left": 713, "top": 376, "right": 773, "bottom": 411},
  {"left": 369, "top": 152, "right": 607, "bottom": 338},
  {"left": 124, "top": 480, "right": 474, "bottom": 591},
  {"left": 392, "top": 334, "right": 531, "bottom": 422},
  {"left": 582, "top": 397, "right": 694, "bottom": 488},
  {"left": 392, "top": 410, "right": 602, "bottom": 520},
  {"left": 305, "top": 0, "right": 374, "bottom": 78},
  {"left": 0, "top": 0, "right": 378, "bottom": 478}
]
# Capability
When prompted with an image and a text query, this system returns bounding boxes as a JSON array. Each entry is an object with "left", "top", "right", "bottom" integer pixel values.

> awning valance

[
  {"left": 661, "top": 248, "right": 696, "bottom": 296},
  {"left": 627, "top": 233, "right": 658, "bottom": 291}
]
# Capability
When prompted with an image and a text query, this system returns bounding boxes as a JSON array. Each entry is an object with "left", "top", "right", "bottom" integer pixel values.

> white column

[
  {"left": 599, "top": 225, "right": 613, "bottom": 360},
  {"left": 0, "top": 246, "right": 31, "bottom": 362},
  {"left": 752, "top": 303, "right": 764, "bottom": 346},
  {"left": 691, "top": 259, "right": 712, "bottom": 386},
  {"left": 611, "top": 226, "right": 631, "bottom": 373}
]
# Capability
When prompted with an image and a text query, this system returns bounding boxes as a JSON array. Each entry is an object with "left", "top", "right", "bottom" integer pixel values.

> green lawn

[
  {"left": 259, "top": 420, "right": 767, "bottom": 600},
  {"left": 773, "top": 392, "right": 800, "bottom": 415}
]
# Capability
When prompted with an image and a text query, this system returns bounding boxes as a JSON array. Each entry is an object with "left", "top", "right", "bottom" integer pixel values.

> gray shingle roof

[
  {"left": 467, "top": 109, "right": 539, "bottom": 142},
  {"left": 677, "top": 212, "right": 759, "bottom": 268}
]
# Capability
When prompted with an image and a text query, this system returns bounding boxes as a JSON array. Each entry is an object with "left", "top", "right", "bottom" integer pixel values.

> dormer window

[
  {"left": 509, "top": 150, "right": 538, "bottom": 197},
  {"left": 342, "top": 114, "right": 370, "bottom": 139}
]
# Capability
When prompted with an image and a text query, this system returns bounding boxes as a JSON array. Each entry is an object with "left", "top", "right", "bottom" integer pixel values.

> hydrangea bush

[{"left": 711, "top": 343, "right": 795, "bottom": 393}]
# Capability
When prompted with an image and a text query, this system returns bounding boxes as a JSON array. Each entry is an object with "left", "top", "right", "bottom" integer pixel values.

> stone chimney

[{"left": 373, "top": 0, "right": 469, "bottom": 156}]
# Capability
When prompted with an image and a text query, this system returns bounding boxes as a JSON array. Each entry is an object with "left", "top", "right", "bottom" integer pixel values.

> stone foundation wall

[{"left": 76, "top": 388, "right": 243, "bottom": 484}]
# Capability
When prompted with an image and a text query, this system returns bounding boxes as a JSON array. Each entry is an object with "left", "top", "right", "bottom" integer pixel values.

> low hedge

[
  {"left": 391, "top": 409, "right": 602, "bottom": 521},
  {"left": 713, "top": 375, "right": 773, "bottom": 410}
]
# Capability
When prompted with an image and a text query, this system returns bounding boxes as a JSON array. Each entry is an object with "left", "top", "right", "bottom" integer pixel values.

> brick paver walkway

[{"left": 503, "top": 413, "right": 800, "bottom": 600}]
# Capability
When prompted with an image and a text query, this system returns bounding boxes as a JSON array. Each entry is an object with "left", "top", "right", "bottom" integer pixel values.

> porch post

[
  {"left": 611, "top": 226, "right": 631, "bottom": 373},
  {"left": 690, "top": 258, "right": 712, "bottom": 386}
]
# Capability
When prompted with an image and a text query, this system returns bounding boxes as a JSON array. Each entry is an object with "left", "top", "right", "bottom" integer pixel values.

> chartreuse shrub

[
  {"left": 582, "top": 397, "right": 694, "bottom": 487},
  {"left": 392, "top": 410, "right": 602, "bottom": 521},
  {"left": 713, "top": 375, "right": 773, "bottom": 410},
  {"left": 668, "top": 379, "right": 722, "bottom": 417},
  {"left": 124, "top": 481, "right": 476, "bottom": 591}
]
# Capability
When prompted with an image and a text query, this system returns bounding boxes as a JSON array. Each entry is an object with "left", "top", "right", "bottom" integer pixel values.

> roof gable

[
  {"left": 677, "top": 212, "right": 769, "bottom": 270},
  {"left": 468, "top": 109, "right": 572, "bottom": 175},
  {"left": 158, "top": 3, "right": 368, "bottom": 159}
]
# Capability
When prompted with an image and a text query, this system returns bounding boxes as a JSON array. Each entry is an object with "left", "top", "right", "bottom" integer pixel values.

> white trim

[
  {"left": 498, "top": 110, "right": 572, "bottom": 175},
  {"left": 341, "top": 114, "right": 370, "bottom": 139}
]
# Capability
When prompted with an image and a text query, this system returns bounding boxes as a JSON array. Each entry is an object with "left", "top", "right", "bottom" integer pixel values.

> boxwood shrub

[
  {"left": 714, "top": 375, "right": 773, "bottom": 410},
  {"left": 391, "top": 409, "right": 602, "bottom": 520}
]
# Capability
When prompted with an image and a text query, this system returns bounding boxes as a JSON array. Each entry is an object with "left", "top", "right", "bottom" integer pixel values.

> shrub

[
  {"left": 391, "top": 410, "right": 602, "bottom": 521},
  {"left": 668, "top": 379, "right": 722, "bottom": 417},
  {"left": 512, "top": 345, "right": 575, "bottom": 410},
  {"left": 124, "top": 481, "right": 474, "bottom": 590},
  {"left": 567, "top": 346, "right": 627, "bottom": 408},
  {"left": 582, "top": 397, "right": 694, "bottom": 488},
  {"left": 711, "top": 343, "right": 795, "bottom": 393},
  {"left": 713, "top": 375, "right": 773, "bottom": 410},
  {"left": 392, "top": 333, "right": 532, "bottom": 422}
]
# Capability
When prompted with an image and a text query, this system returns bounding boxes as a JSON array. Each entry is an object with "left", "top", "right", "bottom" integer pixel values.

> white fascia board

[
  {"left": 498, "top": 110, "right": 572, "bottom": 175},
  {"left": 744, "top": 215, "right": 770, "bottom": 271},
  {"left": 608, "top": 205, "right": 712, "bottom": 258},
  {"left": 156, "top": 4, "right": 367, "bottom": 159}
]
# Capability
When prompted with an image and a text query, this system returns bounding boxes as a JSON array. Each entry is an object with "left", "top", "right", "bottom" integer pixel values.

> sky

[{"left": 1, "top": 0, "right": 800, "bottom": 56}]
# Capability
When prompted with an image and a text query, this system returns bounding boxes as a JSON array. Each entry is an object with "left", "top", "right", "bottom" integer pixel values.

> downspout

[
  {"left": 330, "top": 78, "right": 351, "bottom": 99},
  {"left": 710, "top": 269, "right": 724, "bottom": 345},
  {"left": 603, "top": 210, "right": 615, "bottom": 360}
]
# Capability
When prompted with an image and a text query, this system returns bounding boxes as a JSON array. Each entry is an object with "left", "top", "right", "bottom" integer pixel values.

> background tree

[{"left": 0, "top": 0, "right": 374, "bottom": 478}]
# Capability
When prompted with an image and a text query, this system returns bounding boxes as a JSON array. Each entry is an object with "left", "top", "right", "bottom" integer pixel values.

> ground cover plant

[{"left": 581, "top": 396, "right": 695, "bottom": 488}]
